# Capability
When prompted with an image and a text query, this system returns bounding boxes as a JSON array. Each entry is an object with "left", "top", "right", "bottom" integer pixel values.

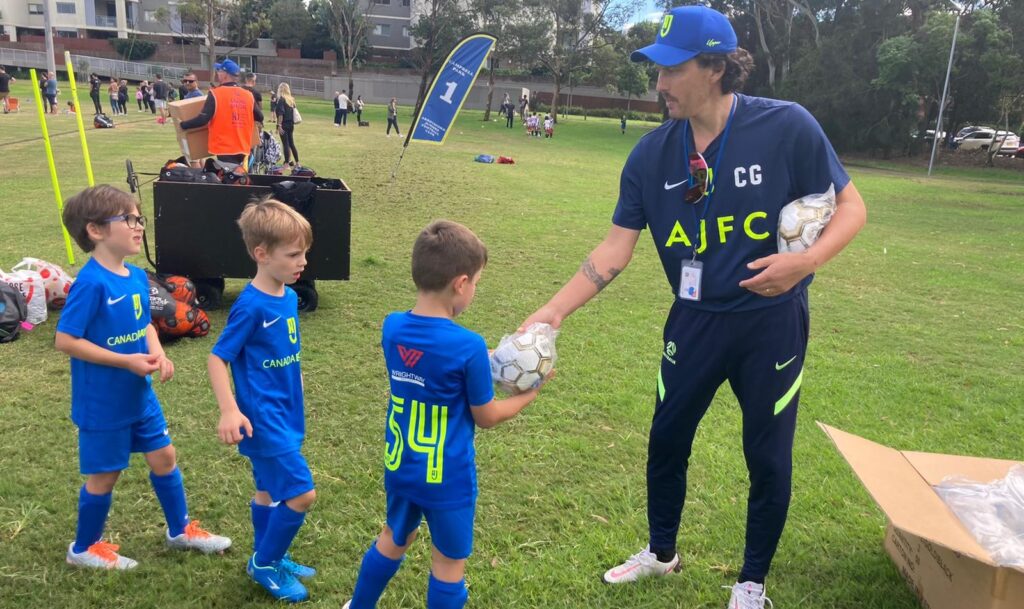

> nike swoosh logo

[
  {"left": 263, "top": 317, "right": 281, "bottom": 328},
  {"left": 664, "top": 179, "right": 687, "bottom": 190},
  {"left": 268, "top": 580, "right": 280, "bottom": 590},
  {"left": 107, "top": 295, "right": 126, "bottom": 305},
  {"left": 775, "top": 356, "right": 797, "bottom": 371}
]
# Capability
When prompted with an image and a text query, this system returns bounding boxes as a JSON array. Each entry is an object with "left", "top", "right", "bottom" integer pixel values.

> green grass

[{"left": 1, "top": 80, "right": 1022, "bottom": 608}]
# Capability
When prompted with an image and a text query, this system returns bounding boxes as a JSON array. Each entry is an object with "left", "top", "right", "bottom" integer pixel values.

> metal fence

[{"left": 1, "top": 47, "right": 325, "bottom": 96}]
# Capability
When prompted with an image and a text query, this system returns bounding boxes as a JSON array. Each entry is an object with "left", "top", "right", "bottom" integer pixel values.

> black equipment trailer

[{"left": 127, "top": 160, "right": 351, "bottom": 312}]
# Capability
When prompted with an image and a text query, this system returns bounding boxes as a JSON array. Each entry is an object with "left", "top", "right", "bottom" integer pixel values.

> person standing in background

[
  {"left": 386, "top": 98, "right": 400, "bottom": 137},
  {"left": 88, "top": 73, "right": 103, "bottom": 115}
]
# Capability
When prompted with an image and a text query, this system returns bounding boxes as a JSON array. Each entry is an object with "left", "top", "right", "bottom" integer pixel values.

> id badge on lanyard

[{"left": 679, "top": 258, "right": 703, "bottom": 301}]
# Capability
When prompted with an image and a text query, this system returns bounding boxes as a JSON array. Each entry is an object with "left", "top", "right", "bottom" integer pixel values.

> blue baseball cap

[
  {"left": 214, "top": 59, "right": 241, "bottom": 76},
  {"left": 631, "top": 6, "right": 737, "bottom": 66}
]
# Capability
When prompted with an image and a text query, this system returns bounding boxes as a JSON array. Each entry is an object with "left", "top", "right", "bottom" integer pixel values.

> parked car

[
  {"left": 953, "top": 126, "right": 984, "bottom": 142},
  {"left": 957, "top": 129, "right": 1019, "bottom": 154},
  {"left": 1015, "top": 145, "right": 1024, "bottom": 159}
]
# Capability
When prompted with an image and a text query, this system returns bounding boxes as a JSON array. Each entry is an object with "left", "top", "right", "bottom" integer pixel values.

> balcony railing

[{"left": 93, "top": 15, "right": 118, "bottom": 28}]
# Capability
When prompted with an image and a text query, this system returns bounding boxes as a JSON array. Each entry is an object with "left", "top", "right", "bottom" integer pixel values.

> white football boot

[
  {"left": 725, "top": 581, "right": 774, "bottom": 609},
  {"left": 165, "top": 520, "right": 232, "bottom": 554},
  {"left": 602, "top": 545, "right": 680, "bottom": 584},
  {"left": 66, "top": 541, "right": 138, "bottom": 570}
]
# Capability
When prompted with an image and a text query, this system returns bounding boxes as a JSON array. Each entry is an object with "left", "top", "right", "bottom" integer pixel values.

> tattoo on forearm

[{"left": 581, "top": 256, "right": 622, "bottom": 292}]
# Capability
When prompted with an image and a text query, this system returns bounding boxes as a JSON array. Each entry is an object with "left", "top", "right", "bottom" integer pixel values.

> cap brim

[{"left": 630, "top": 43, "right": 699, "bottom": 66}]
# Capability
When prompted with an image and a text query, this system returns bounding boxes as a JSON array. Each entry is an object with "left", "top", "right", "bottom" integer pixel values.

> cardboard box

[
  {"left": 167, "top": 96, "right": 260, "bottom": 162},
  {"left": 168, "top": 96, "right": 210, "bottom": 162},
  {"left": 820, "top": 423, "right": 1024, "bottom": 609}
]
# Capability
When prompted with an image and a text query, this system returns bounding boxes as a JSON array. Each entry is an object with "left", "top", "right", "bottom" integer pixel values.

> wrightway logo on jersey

[
  {"left": 133, "top": 293, "right": 143, "bottom": 320},
  {"left": 391, "top": 369, "right": 425, "bottom": 387},
  {"left": 398, "top": 345, "right": 424, "bottom": 368}
]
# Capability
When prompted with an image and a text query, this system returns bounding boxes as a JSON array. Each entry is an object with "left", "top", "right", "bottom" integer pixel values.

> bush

[{"left": 110, "top": 39, "right": 157, "bottom": 61}]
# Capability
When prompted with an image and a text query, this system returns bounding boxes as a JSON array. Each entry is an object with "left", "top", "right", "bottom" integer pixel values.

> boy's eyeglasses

[
  {"left": 685, "top": 152, "right": 712, "bottom": 205},
  {"left": 183, "top": 79, "right": 196, "bottom": 83},
  {"left": 103, "top": 214, "right": 147, "bottom": 229}
]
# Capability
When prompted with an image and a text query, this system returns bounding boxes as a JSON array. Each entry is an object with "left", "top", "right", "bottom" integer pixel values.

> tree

[
  {"left": 527, "top": 0, "right": 641, "bottom": 122},
  {"left": 326, "top": 0, "right": 371, "bottom": 97},
  {"left": 269, "top": 0, "right": 314, "bottom": 49},
  {"left": 616, "top": 60, "right": 649, "bottom": 110},
  {"left": 470, "top": 0, "right": 514, "bottom": 121},
  {"left": 156, "top": 0, "right": 270, "bottom": 71},
  {"left": 408, "top": 0, "right": 475, "bottom": 119}
]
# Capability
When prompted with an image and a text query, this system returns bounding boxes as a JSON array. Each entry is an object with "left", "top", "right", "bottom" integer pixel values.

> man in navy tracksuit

[{"left": 522, "top": 6, "right": 866, "bottom": 608}]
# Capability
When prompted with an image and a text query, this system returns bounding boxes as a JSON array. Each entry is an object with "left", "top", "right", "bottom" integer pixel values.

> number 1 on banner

[{"left": 439, "top": 82, "right": 457, "bottom": 104}]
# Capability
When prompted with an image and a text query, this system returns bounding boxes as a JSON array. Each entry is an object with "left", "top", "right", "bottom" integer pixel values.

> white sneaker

[
  {"left": 165, "top": 520, "right": 232, "bottom": 554},
  {"left": 725, "top": 581, "right": 773, "bottom": 609},
  {"left": 602, "top": 545, "right": 680, "bottom": 584},
  {"left": 66, "top": 541, "right": 138, "bottom": 570}
]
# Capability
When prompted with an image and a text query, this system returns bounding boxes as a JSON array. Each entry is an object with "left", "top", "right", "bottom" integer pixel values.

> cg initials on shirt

[
  {"left": 384, "top": 394, "right": 449, "bottom": 484},
  {"left": 734, "top": 165, "right": 763, "bottom": 187}
]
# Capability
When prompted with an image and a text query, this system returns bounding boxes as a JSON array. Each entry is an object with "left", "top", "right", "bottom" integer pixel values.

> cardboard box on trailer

[
  {"left": 819, "top": 422, "right": 1024, "bottom": 609},
  {"left": 168, "top": 96, "right": 260, "bottom": 163},
  {"left": 168, "top": 96, "right": 210, "bottom": 162}
]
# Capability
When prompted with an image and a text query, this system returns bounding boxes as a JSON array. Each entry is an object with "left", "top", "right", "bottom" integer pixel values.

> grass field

[{"left": 1, "top": 78, "right": 1022, "bottom": 609}]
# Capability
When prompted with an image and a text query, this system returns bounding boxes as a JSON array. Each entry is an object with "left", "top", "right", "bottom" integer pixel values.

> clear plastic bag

[
  {"left": 490, "top": 322, "right": 558, "bottom": 395},
  {"left": 12, "top": 257, "right": 74, "bottom": 309},
  {"left": 934, "top": 465, "right": 1024, "bottom": 567}
]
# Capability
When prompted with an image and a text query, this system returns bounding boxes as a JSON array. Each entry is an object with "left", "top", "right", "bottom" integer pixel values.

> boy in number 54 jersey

[{"left": 342, "top": 220, "right": 554, "bottom": 609}]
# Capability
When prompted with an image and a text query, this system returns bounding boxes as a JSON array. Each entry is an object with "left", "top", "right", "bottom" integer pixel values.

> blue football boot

[
  {"left": 247, "top": 553, "right": 308, "bottom": 603},
  {"left": 280, "top": 553, "right": 316, "bottom": 579}
]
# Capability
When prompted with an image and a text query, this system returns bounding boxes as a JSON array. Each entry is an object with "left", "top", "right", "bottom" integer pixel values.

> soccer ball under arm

[{"left": 777, "top": 183, "right": 836, "bottom": 253}]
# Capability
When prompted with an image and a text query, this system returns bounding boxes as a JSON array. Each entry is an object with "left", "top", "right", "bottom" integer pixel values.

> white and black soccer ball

[
  {"left": 777, "top": 184, "right": 836, "bottom": 253},
  {"left": 491, "top": 328, "right": 555, "bottom": 394}
]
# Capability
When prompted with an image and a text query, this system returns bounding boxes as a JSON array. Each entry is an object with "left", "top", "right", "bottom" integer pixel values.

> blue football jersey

[
  {"left": 56, "top": 258, "right": 156, "bottom": 430},
  {"left": 381, "top": 312, "right": 495, "bottom": 510},
  {"left": 613, "top": 94, "right": 850, "bottom": 312},
  {"left": 211, "top": 284, "right": 304, "bottom": 457}
]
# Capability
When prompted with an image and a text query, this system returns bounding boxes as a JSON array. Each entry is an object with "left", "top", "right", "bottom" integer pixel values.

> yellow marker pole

[
  {"left": 30, "top": 69, "right": 76, "bottom": 266},
  {"left": 63, "top": 51, "right": 95, "bottom": 186}
]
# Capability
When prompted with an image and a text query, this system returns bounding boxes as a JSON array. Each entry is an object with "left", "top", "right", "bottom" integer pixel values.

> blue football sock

[
  {"left": 73, "top": 486, "right": 112, "bottom": 553},
  {"left": 350, "top": 543, "right": 404, "bottom": 609},
  {"left": 149, "top": 468, "right": 189, "bottom": 537},
  {"left": 427, "top": 573, "right": 468, "bottom": 609},
  {"left": 251, "top": 500, "right": 273, "bottom": 552},
  {"left": 254, "top": 502, "right": 305, "bottom": 566}
]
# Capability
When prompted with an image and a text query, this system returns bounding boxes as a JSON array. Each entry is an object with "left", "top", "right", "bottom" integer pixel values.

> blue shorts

[
  {"left": 386, "top": 493, "right": 475, "bottom": 560},
  {"left": 249, "top": 451, "right": 315, "bottom": 503},
  {"left": 78, "top": 404, "right": 171, "bottom": 474}
]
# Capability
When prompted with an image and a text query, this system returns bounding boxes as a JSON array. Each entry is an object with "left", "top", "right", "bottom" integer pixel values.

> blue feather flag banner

[{"left": 410, "top": 33, "right": 496, "bottom": 145}]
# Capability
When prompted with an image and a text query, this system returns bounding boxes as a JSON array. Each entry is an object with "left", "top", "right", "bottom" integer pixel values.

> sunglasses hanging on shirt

[{"left": 685, "top": 152, "right": 712, "bottom": 205}]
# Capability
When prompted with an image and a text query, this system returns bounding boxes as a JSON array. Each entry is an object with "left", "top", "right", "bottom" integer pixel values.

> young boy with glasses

[{"left": 56, "top": 185, "right": 232, "bottom": 570}]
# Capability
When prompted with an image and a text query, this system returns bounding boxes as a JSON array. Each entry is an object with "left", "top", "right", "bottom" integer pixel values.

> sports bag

[
  {"left": 0, "top": 282, "right": 27, "bottom": 343},
  {"left": 0, "top": 267, "right": 47, "bottom": 325},
  {"left": 160, "top": 158, "right": 221, "bottom": 184},
  {"left": 93, "top": 113, "right": 114, "bottom": 128}
]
